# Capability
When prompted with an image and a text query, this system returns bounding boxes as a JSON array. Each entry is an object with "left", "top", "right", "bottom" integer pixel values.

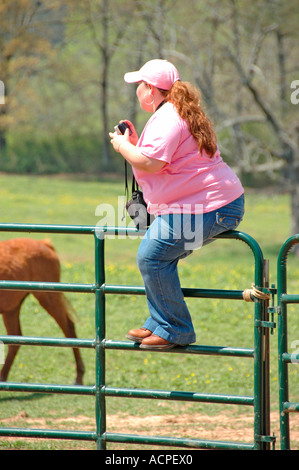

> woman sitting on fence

[{"left": 109, "top": 59, "right": 244, "bottom": 350}]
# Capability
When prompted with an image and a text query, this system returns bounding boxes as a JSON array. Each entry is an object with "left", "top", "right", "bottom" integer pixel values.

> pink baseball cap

[{"left": 124, "top": 59, "right": 180, "bottom": 91}]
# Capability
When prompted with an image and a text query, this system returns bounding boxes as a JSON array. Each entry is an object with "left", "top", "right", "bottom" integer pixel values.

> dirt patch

[
  {"left": 107, "top": 411, "right": 298, "bottom": 449},
  {"left": 108, "top": 412, "right": 255, "bottom": 446},
  {"left": 1, "top": 410, "right": 299, "bottom": 449}
]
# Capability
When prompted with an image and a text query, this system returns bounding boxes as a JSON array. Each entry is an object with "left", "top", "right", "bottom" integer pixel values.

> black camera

[
  {"left": 126, "top": 190, "right": 154, "bottom": 229},
  {"left": 114, "top": 122, "right": 132, "bottom": 135}
]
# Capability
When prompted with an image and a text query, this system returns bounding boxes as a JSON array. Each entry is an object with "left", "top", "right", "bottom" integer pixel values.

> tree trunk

[
  {"left": 100, "top": 0, "right": 110, "bottom": 169},
  {"left": 289, "top": 133, "right": 299, "bottom": 255},
  {"left": 290, "top": 179, "right": 299, "bottom": 256},
  {"left": 0, "top": 128, "right": 6, "bottom": 151},
  {"left": 101, "top": 60, "right": 110, "bottom": 169},
  {"left": 0, "top": 80, "right": 7, "bottom": 151},
  {"left": 290, "top": 183, "right": 299, "bottom": 236}
]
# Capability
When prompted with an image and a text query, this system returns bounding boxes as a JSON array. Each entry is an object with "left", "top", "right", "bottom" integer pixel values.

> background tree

[
  {"left": 142, "top": 0, "right": 299, "bottom": 243},
  {"left": 65, "top": 0, "right": 138, "bottom": 168},
  {"left": 0, "top": 0, "right": 60, "bottom": 151},
  {"left": 0, "top": 0, "right": 298, "bottom": 242},
  {"left": 224, "top": 0, "right": 299, "bottom": 244}
]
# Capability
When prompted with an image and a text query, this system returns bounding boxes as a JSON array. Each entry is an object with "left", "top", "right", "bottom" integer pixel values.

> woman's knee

[
  {"left": 137, "top": 239, "right": 161, "bottom": 275},
  {"left": 136, "top": 246, "right": 145, "bottom": 272},
  {"left": 137, "top": 242, "right": 151, "bottom": 274}
]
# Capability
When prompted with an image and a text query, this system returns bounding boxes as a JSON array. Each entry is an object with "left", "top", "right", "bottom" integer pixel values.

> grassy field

[{"left": 0, "top": 173, "right": 298, "bottom": 450}]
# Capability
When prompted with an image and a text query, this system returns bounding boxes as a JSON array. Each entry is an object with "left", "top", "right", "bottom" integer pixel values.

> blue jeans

[{"left": 137, "top": 194, "right": 245, "bottom": 345}]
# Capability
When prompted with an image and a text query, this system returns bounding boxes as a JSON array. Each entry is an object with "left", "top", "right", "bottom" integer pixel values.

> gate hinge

[
  {"left": 265, "top": 305, "right": 280, "bottom": 334},
  {"left": 255, "top": 319, "right": 276, "bottom": 330},
  {"left": 267, "top": 306, "right": 281, "bottom": 315},
  {"left": 269, "top": 285, "right": 277, "bottom": 296},
  {"left": 256, "top": 433, "right": 276, "bottom": 450}
]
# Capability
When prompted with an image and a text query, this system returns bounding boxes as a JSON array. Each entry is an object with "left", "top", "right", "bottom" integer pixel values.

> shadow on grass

[{"left": 0, "top": 392, "right": 49, "bottom": 403}]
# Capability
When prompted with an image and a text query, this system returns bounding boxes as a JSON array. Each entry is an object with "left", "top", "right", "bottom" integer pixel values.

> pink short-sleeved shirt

[{"left": 134, "top": 102, "right": 244, "bottom": 216}]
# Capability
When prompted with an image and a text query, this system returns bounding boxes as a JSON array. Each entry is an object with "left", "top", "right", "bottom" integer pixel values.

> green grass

[{"left": 0, "top": 174, "right": 298, "bottom": 450}]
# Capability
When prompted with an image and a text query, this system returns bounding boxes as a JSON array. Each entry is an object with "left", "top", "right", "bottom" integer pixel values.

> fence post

[
  {"left": 94, "top": 230, "right": 106, "bottom": 450},
  {"left": 217, "top": 230, "right": 268, "bottom": 449},
  {"left": 261, "top": 259, "right": 271, "bottom": 449},
  {"left": 277, "top": 235, "right": 299, "bottom": 449}
]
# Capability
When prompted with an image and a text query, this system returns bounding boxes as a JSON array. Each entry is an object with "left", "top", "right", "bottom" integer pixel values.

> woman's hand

[
  {"left": 109, "top": 128, "right": 130, "bottom": 153},
  {"left": 121, "top": 120, "right": 139, "bottom": 146},
  {"left": 109, "top": 121, "right": 166, "bottom": 173},
  {"left": 109, "top": 120, "right": 139, "bottom": 153}
]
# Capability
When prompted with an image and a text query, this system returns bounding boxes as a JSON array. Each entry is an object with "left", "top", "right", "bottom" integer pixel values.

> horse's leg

[
  {"left": 33, "top": 291, "right": 85, "bottom": 385},
  {"left": 0, "top": 305, "right": 22, "bottom": 382}
]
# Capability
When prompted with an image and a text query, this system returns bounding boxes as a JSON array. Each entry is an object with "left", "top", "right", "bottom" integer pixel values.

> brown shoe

[
  {"left": 126, "top": 327, "right": 152, "bottom": 343},
  {"left": 139, "top": 334, "right": 177, "bottom": 350}
]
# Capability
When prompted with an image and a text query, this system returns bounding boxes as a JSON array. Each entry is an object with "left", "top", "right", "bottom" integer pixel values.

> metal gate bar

[
  {"left": 277, "top": 234, "right": 299, "bottom": 450},
  {"left": 0, "top": 223, "right": 269, "bottom": 450}
]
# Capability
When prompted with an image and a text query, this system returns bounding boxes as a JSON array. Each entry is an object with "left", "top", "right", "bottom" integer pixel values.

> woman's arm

[{"left": 109, "top": 128, "right": 166, "bottom": 173}]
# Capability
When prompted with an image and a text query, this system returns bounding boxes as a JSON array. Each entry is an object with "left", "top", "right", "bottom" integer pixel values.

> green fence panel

[
  {"left": 0, "top": 223, "right": 271, "bottom": 450},
  {"left": 277, "top": 235, "right": 299, "bottom": 450}
]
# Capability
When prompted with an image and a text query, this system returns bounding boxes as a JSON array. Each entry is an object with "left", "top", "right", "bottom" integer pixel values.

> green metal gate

[
  {"left": 0, "top": 223, "right": 272, "bottom": 450},
  {"left": 277, "top": 235, "right": 299, "bottom": 450}
]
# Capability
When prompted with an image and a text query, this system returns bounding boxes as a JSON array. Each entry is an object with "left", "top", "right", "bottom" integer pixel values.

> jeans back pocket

[{"left": 216, "top": 213, "right": 242, "bottom": 231}]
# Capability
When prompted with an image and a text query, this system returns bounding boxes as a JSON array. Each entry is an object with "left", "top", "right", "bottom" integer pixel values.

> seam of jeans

[{"left": 148, "top": 240, "right": 192, "bottom": 338}]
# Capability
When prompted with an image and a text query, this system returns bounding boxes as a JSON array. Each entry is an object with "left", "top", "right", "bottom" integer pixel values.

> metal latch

[{"left": 257, "top": 433, "right": 276, "bottom": 450}]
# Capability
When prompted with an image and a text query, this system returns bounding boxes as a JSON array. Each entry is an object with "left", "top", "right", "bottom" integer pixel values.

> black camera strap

[
  {"left": 123, "top": 160, "right": 140, "bottom": 221},
  {"left": 123, "top": 160, "right": 129, "bottom": 221},
  {"left": 132, "top": 172, "right": 139, "bottom": 193},
  {"left": 124, "top": 160, "right": 139, "bottom": 199},
  {"left": 122, "top": 100, "right": 165, "bottom": 220}
]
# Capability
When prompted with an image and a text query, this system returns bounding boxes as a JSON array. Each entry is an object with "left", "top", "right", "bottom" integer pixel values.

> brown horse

[{"left": 0, "top": 238, "right": 85, "bottom": 385}]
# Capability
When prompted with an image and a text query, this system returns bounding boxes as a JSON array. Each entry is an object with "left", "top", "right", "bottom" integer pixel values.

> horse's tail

[
  {"left": 40, "top": 238, "right": 78, "bottom": 323},
  {"left": 61, "top": 293, "right": 79, "bottom": 323}
]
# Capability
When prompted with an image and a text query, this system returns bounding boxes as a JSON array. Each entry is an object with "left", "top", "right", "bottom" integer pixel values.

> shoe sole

[
  {"left": 139, "top": 342, "right": 177, "bottom": 350},
  {"left": 126, "top": 334, "right": 144, "bottom": 343}
]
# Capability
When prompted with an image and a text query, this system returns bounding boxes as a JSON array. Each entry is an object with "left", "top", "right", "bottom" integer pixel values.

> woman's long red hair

[{"left": 161, "top": 81, "right": 217, "bottom": 157}]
